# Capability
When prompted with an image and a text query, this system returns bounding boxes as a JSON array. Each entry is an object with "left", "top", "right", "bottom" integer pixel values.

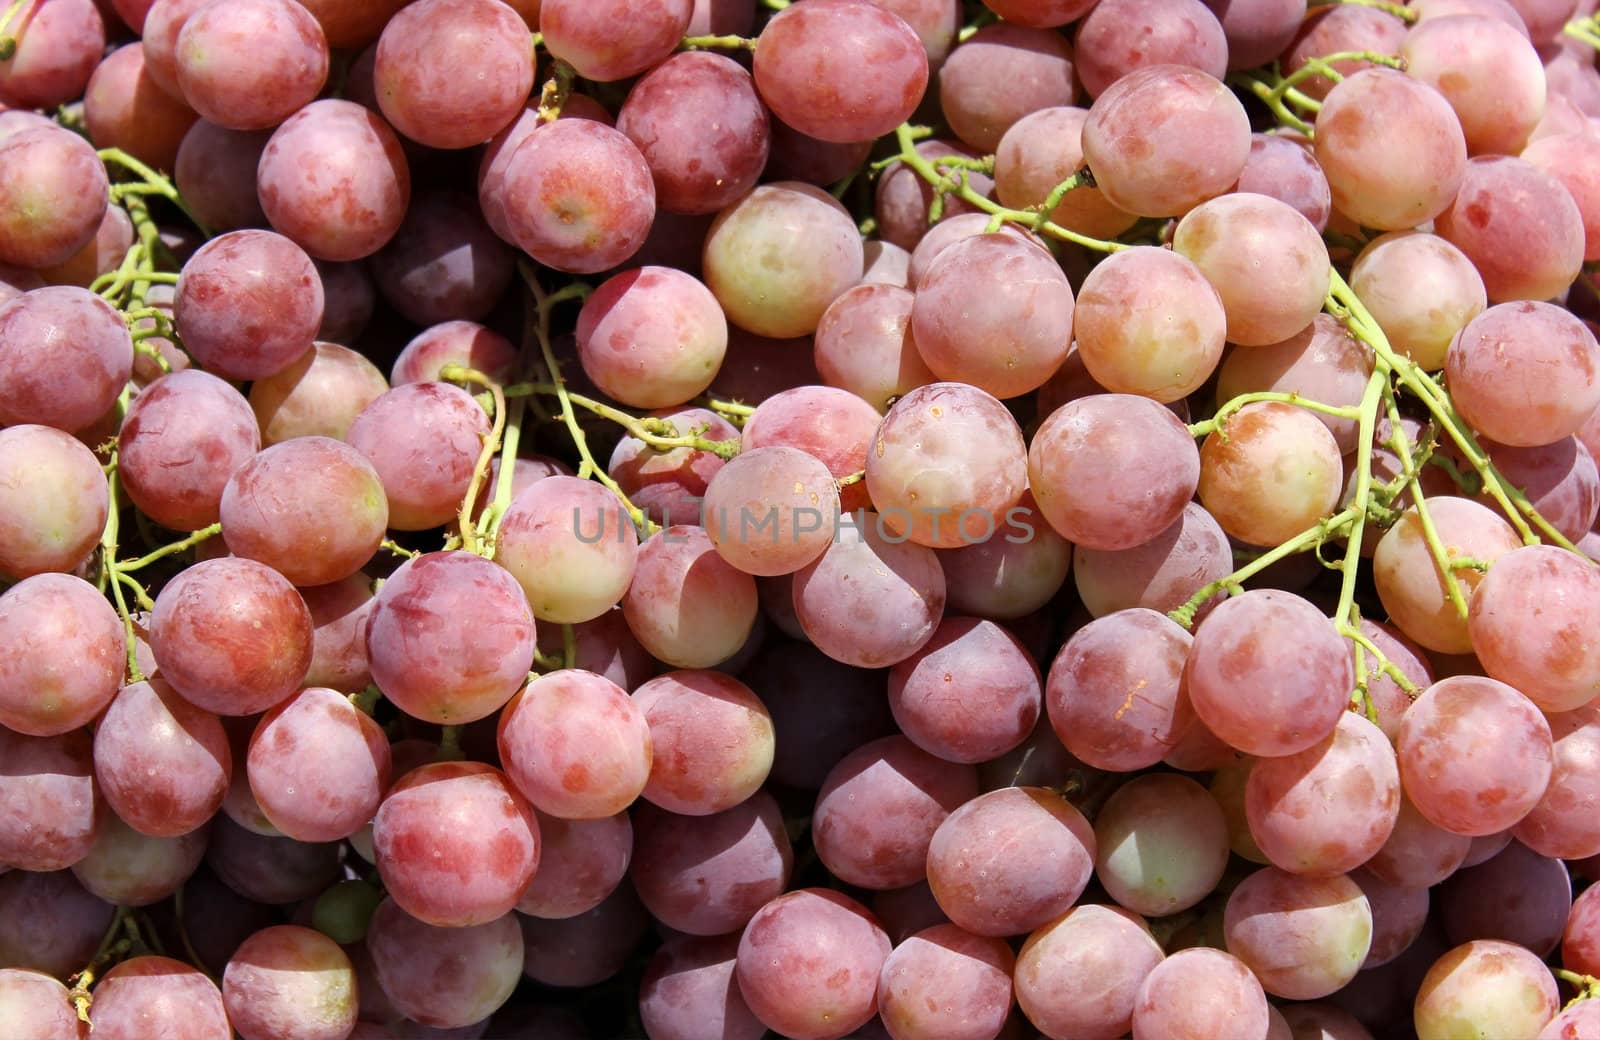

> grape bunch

[{"left": 4, "top": 0, "right": 1600, "bottom": 1037}]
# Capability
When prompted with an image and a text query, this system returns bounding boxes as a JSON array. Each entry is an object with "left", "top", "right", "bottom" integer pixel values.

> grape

[
  {"left": 872, "top": 883, "right": 949, "bottom": 946},
  {"left": 83, "top": 42, "right": 198, "bottom": 173},
  {"left": 300, "top": 575, "right": 375, "bottom": 694},
  {"left": 765, "top": 117, "right": 874, "bottom": 189},
  {"left": 345, "top": 382, "right": 491, "bottom": 531},
  {"left": 860, "top": 240, "right": 912, "bottom": 288},
  {"left": 1466, "top": 545, "right": 1600, "bottom": 711},
  {"left": 365, "top": 900, "right": 523, "bottom": 1029},
  {"left": 640, "top": 933, "right": 766, "bottom": 1040},
  {"left": 1071, "top": 246, "right": 1226, "bottom": 403},
  {"left": 536, "top": 607, "right": 654, "bottom": 694},
  {"left": 369, "top": 191, "right": 514, "bottom": 327},
  {"left": 1523, "top": 130, "right": 1600, "bottom": 261},
  {"left": 515, "top": 884, "right": 647, "bottom": 990},
  {"left": 207, "top": 814, "right": 341, "bottom": 905},
  {"left": 1349, "top": 231, "right": 1486, "bottom": 371},
  {"left": 937, "top": 23, "right": 1075, "bottom": 152},
  {"left": 365, "top": 551, "right": 536, "bottom": 724},
  {"left": 735, "top": 888, "right": 891, "bottom": 1040},
  {"left": 70, "top": 812, "right": 206, "bottom": 907},
  {"left": 496, "top": 669, "right": 652, "bottom": 819},
  {"left": 0, "top": 127, "right": 108, "bottom": 270},
  {"left": 753, "top": 0, "right": 927, "bottom": 144},
  {"left": 1450, "top": 302, "right": 1600, "bottom": 448},
  {"left": 622, "top": 525, "right": 759, "bottom": 667},
  {"left": 1399, "top": 675, "right": 1554, "bottom": 835},
  {"left": 1350, "top": 867, "right": 1430, "bottom": 970},
  {"left": 495, "top": 475, "right": 639, "bottom": 625},
  {"left": 1031, "top": 394, "right": 1200, "bottom": 551},
  {"left": 0, "top": 574, "right": 122, "bottom": 737},
  {"left": 257, "top": 99, "right": 411, "bottom": 262},
  {"left": 610, "top": 407, "right": 738, "bottom": 527},
  {"left": 993, "top": 107, "right": 1137, "bottom": 240},
  {"left": 633, "top": 670, "right": 773, "bottom": 815},
  {"left": 0, "top": 286, "right": 131, "bottom": 433},
  {"left": 246, "top": 687, "right": 390, "bottom": 843},
  {"left": 926, "top": 786, "right": 1094, "bottom": 937},
  {"left": 742, "top": 385, "right": 879, "bottom": 512},
  {"left": 516, "top": 810, "right": 631, "bottom": 919},
  {"left": 0, "top": 0, "right": 104, "bottom": 110},
  {"left": 1081, "top": 64, "right": 1250, "bottom": 218},
  {"left": 1412, "top": 0, "right": 1531, "bottom": 33},
  {"left": 910, "top": 233, "right": 1073, "bottom": 400},
  {"left": 1225, "top": 868, "right": 1373, "bottom": 1000},
  {"left": 1016, "top": 905, "right": 1164, "bottom": 1039},
  {"left": 0, "top": 728, "right": 96, "bottom": 871},
  {"left": 1073, "top": 502, "right": 1233, "bottom": 619},
  {"left": 1198, "top": 401, "right": 1345, "bottom": 547},
  {"left": 1246, "top": 711, "right": 1402, "bottom": 876},
  {"left": 703, "top": 182, "right": 863, "bottom": 338},
  {"left": 1401, "top": 13, "right": 1547, "bottom": 156},
  {"left": 174, "top": 230, "right": 323, "bottom": 380},
  {"left": 1076, "top": 0, "right": 1228, "bottom": 98},
  {"left": 249, "top": 341, "right": 389, "bottom": 446},
  {"left": 1566, "top": 880, "right": 1600, "bottom": 975},
  {"left": 498, "top": 118, "right": 655, "bottom": 275},
  {"left": 1474, "top": 437, "right": 1600, "bottom": 544},
  {"left": 0, "top": 869, "right": 113, "bottom": 978},
  {"left": 1541, "top": 1002, "right": 1600, "bottom": 1040},
  {"left": 745, "top": 639, "right": 896, "bottom": 789},
  {"left": 1365, "top": 794, "right": 1473, "bottom": 888},
  {"left": 616, "top": 52, "right": 769, "bottom": 216},
  {"left": 310, "top": 265, "right": 366, "bottom": 347},
  {"left": 1413, "top": 940, "right": 1559, "bottom": 1040},
  {"left": 887, "top": 616, "right": 1040, "bottom": 764},
  {"left": 1461, "top": 829, "right": 1515, "bottom": 867},
  {"left": 812, "top": 735, "right": 977, "bottom": 889},
  {"left": 631, "top": 792, "right": 791, "bottom": 935},
  {"left": 1046, "top": 608, "right": 1196, "bottom": 771},
  {"left": 936, "top": 491, "right": 1072, "bottom": 621},
  {"left": 1439, "top": 839, "right": 1571, "bottom": 956},
  {"left": 373, "top": 0, "right": 532, "bottom": 149},
  {"left": 540, "top": 0, "right": 689, "bottom": 81},
  {"left": 1313, "top": 68, "right": 1468, "bottom": 231},
  {"left": 873, "top": 139, "right": 996, "bottom": 251},
  {"left": 1218, "top": 315, "right": 1374, "bottom": 453},
  {"left": 142, "top": 0, "right": 212, "bottom": 97},
  {"left": 875, "top": 923, "right": 1013, "bottom": 1040},
  {"left": 702, "top": 446, "right": 840, "bottom": 576},
  {"left": 174, "top": 121, "right": 270, "bottom": 233},
  {"left": 0, "top": 968, "right": 81, "bottom": 1040},
  {"left": 1435, "top": 156, "right": 1585, "bottom": 303},
  {"left": 1373, "top": 497, "right": 1522, "bottom": 653},
  {"left": 575, "top": 266, "right": 727, "bottom": 409},
  {"left": 793, "top": 511, "right": 947, "bottom": 667},
  {"left": 223, "top": 925, "right": 357, "bottom": 1040},
  {"left": 1232, "top": 133, "right": 1332, "bottom": 232},
  {"left": 1285, "top": 6, "right": 1408, "bottom": 98},
  {"left": 978, "top": 0, "right": 1096, "bottom": 25},
  {"left": 93, "top": 677, "right": 230, "bottom": 837},
  {"left": 1131, "top": 948, "right": 1270, "bottom": 1040},
  {"left": 173, "top": 0, "right": 327, "bottom": 131},
  {"left": 37, "top": 204, "right": 132, "bottom": 292},
  {"left": 1515, "top": 703, "right": 1600, "bottom": 858},
  {"left": 1185, "top": 589, "right": 1353, "bottom": 757},
  {"left": 393, "top": 321, "right": 517, "bottom": 386},
  {"left": 1210, "top": 759, "right": 1270, "bottom": 866},
  {"left": 868, "top": 383, "right": 1027, "bottom": 549},
  {"left": 88, "top": 955, "right": 230, "bottom": 1040},
  {"left": 291, "top": 0, "right": 408, "bottom": 47},
  {"left": 149, "top": 557, "right": 312, "bottom": 716}
]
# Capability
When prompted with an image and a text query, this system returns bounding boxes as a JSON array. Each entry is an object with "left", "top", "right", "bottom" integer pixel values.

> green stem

[
  {"left": 99, "top": 466, "right": 145, "bottom": 684},
  {"left": 0, "top": 0, "right": 30, "bottom": 60},
  {"left": 504, "top": 381, "right": 741, "bottom": 458},
  {"left": 439, "top": 366, "right": 507, "bottom": 557},
  {"left": 117, "top": 522, "right": 222, "bottom": 573},
  {"left": 1188, "top": 391, "right": 1362, "bottom": 439},
  {"left": 1229, "top": 74, "right": 1316, "bottom": 136},
  {"left": 96, "top": 149, "right": 211, "bottom": 237},
  {"left": 437, "top": 726, "right": 464, "bottom": 762},
  {"left": 561, "top": 624, "right": 577, "bottom": 670},
  {"left": 681, "top": 33, "right": 756, "bottom": 50},
  {"left": 1309, "top": 0, "right": 1416, "bottom": 19},
  {"left": 349, "top": 685, "right": 382, "bottom": 716}
]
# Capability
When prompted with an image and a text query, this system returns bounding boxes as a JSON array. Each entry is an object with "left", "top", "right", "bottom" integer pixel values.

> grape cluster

[{"left": 2, "top": 0, "right": 1600, "bottom": 1038}]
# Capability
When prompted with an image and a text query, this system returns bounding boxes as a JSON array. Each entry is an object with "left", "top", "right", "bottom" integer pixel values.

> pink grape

[
  {"left": 632, "top": 670, "right": 774, "bottom": 816},
  {"left": 640, "top": 933, "right": 766, "bottom": 1040},
  {"left": 1284, "top": 5, "right": 1408, "bottom": 98},
  {"left": 753, "top": 0, "right": 927, "bottom": 144},
  {"left": 703, "top": 446, "right": 840, "bottom": 577},
  {"left": 1373, "top": 497, "right": 1521, "bottom": 653},
  {"left": 373, "top": 0, "right": 533, "bottom": 149},
  {"left": 610, "top": 407, "right": 736, "bottom": 527},
  {"left": 622, "top": 525, "right": 759, "bottom": 668},
  {"left": 247, "top": 687, "right": 390, "bottom": 842},
  {"left": 1072, "top": 502, "right": 1233, "bottom": 619},
  {"left": 812, "top": 735, "right": 978, "bottom": 890},
  {"left": 0, "top": 0, "right": 105, "bottom": 110},
  {"left": 149, "top": 557, "right": 312, "bottom": 716},
  {"left": 1225, "top": 867, "right": 1373, "bottom": 999},
  {"left": 936, "top": 491, "right": 1072, "bottom": 621},
  {"left": 0, "top": 126, "right": 109, "bottom": 270},
  {"left": 631, "top": 792, "right": 792, "bottom": 935},
  {"left": 993, "top": 106, "right": 1138, "bottom": 240},
  {"left": 741, "top": 385, "right": 880, "bottom": 512},
  {"left": 1131, "top": 948, "right": 1270, "bottom": 1040},
  {"left": 393, "top": 321, "right": 516, "bottom": 386},
  {"left": 516, "top": 810, "right": 631, "bottom": 919},
  {"left": 0, "top": 968, "right": 83, "bottom": 1040},
  {"left": 175, "top": 120, "right": 270, "bottom": 232},
  {"left": 735, "top": 888, "right": 891, "bottom": 1040},
  {"left": 1401, "top": 13, "right": 1547, "bottom": 155},
  {"left": 1075, "top": 0, "right": 1228, "bottom": 98},
  {"left": 71, "top": 811, "right": 206, "bottom": 907},
  {"left": 1474, "top": 436, "right": 1600, "bottom": 544},
  {"left": 1413, "top": 940, "right": 1560, "bottom": 1040},
  {"left": 979, "top": 0, "right": 1097, "bottom": 25},
  {"left": 257, "top": 99, "right": 411, "bottom": 262},
  {"left": 519, "top": 882, "right": 650, "bottom": 988},
  {"left": 535, "top": 607, "right": 654, "bottom": 693},
  {"left": 0, "top": 286, "right": 132, "bottom": 433},
  {"left": 1434, "top": 156, "right": 1585, "bottom": 303},
  {"left": 294, "top": 0, "right": 409, "bottom": 47},
  {"left": 1523, "top": 129, "right": 1600, "bottom": 261},
  {"left": 575, "top": 266, "right": 727, "bottom": 409},
  {"left": 812, "top": 284, "right": 935, "bottom": 411},
  {"left": 365, "top": 551, "right": 536, "bottom": 724},
  {"left": 173, "top": 0, "right": 328, "bottom": 131},
  {"left": 88, "top": 955, "right": 230, "bottom": 1040},
  {"left": 1185, "top": 588, "right": 1353, "bottom": 757},
  {"left": 300, "top": 575, "right": 375, "bottom": 694},
  {"left": 1046, "top": 607, "right": 1196, "bottom": 771},
  {"left": 0, "top": 573, "right": 124, "bottom": 737},
  {"left": 540, "top": 0, "right": 690, "bottom": 82},
  {"left": 0, "top": 869, "right": 113, "bottom": 979},
  {"left": 938, "top": 23, "right": 1076, "bottom": 152},
  {"left": 926, "top": 786, "right": 1095, "bottom": 937},
  {"left": 1467, "top": 544, "right": 1600, "bottom": 711},
  {"left": 1349, "top": 231, "right": 1486, "bottom": 370},
  {"left": 1235, "top": 132, "right": 1332, "bottom": 230},
  {"left": 1565, "top": 880, "right": 1600, "bottom": 975},
  {"left": 345, "top": 382, "right": 491, "bottom": 531},
  {"left": 876, "top": 924, "right": 1014, "bottom": 1040},
  {"left": 1094, "top": 772, "right": 1229, "bottom": 918},
  {"left": 887, "top": 616, "right": 1041, "bottom": 764},
  {"left": 1446, "top": 301, "right": 1600, "bottom": 448},
  {"left": 745, "top": 638, "right": 896, "bottom": 790},
  {"left": 82, "top": 42, "right": 198, "bottom": 173},
  {"left": 1016, "top": 904, "right": 1164, "bottom": 1040},
  {"left": 495, "top": 475, "right": 639, "bottom": 625},
  {"left": 873, "top": 139, "right": 995, "bottom": 251},
  {"left": 1198, "top": 401, "right": 1344, "bottom": 548},
  {"left": 1366, "top": 794, "right": 1473, "bottom": 888},
  {"left": 1439, "top": 838, "right": 1571, "bottom": 955},
  {"left": 496, "top": 669, "right": 652, "bottom": 820},
  {"left": 369, "top": 191, "right": 513, "bottom": 327},
  {"left": 223, "top": 925, "right": 357, "bottom": 1040},
  {"left": 93, "top": 677, "right": 230, "bottom": 837},
  {"left": 1515, "top": 702, "right": 1600, "bottom": 858},
  {"left": 1351, "top": 618, "right": 1434, "bottom": 743},
  {"left": 1352, "top": 867, "right": 1430, "bottom": 969},
  {"left": 0, "top": 727, "right": 97, "bottom": 871},
  {"left": 206, "top": 815, "right": 340, "bottom": 905},
  {"left": 1080, "top": 64, "right": 1251, "bottom": 218},
  {"left": 249, "top": 341, "right": 389, "bottom": 446},
  {"left": 174, "top": 230, "right": 323, "bottom": 380},
  {"left": 1215, "top": 314, "right": 1374, "bottom": 453},
  {"left": 1313, "top": 68, "right": 1468, "bottom": 231},
  {"left": 118, "top": 366, "right": 257, "bottom": 521},
  {"left": 365, "top": 900, "right": 523, "bottom": 1029}
]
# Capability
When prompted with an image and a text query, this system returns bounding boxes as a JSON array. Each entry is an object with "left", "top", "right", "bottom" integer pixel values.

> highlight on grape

[{"left": 3, "top": 0, "right": 1600, "bottom": 1038}]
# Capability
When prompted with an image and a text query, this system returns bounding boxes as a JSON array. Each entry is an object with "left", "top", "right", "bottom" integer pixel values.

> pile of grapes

[{"left": 6, "top": 0, "right": 1600, "bottom": 1036}]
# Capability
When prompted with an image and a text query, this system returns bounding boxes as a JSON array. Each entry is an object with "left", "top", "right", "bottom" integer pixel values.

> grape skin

[
  {"left": 887, "top": 615, "right": 1041, "bottom": 764},
  {"left": 1413, "top": 939, "right": 1559, "bottom": 1040},
  {"left": 1132, "top": 948, "right": 1270, "bottom": 1040},
  {"left": 0, "top": 869, "right": 114, "bottom": 979},
  {"left": 1514, "top": 702, "right": 1600, "bottom": 859},
  {"left": 88, "top": 955, "right": 231, "bottom": 1040},
  {"left": 630, "top": 791, "right": 792, "bottom": 935},
  {"left": 174, "top": 0, "right": 328, "bottom": 132},
  {"left": 249, "top": 341, "right": 388, "bottom": 447},
  {"left": 1224, "top": 867, "right": 1374, "bottom": 999},
  {"left": 495, "top": 475, "right": 640, "bottom": 625},
  {"left": 0, "top": 127, "right": 110, "bottom": 270},
  {"left": 496, "top": 669, "right": 652, "bottom": 820},
  {"left": 876, "top": 923, "right": 1014, "bottom": 1040},
  {"left": 222, "top": 925, "right": 357, "bottom": 1040},
  {"left": 632, "top": 670, "right": 774, "bottom": 816},
  {"left": 640, "top": 933, "right": 766, "bottom": 1040},
  {"left": 247, "top": 687, "right": 391, "bottom": 843},
  {"left": 83, "top": 42, "right": 198, "bottom": 173},
  {"left": 1096, "top": 773, "right": 1230, "bottom": 916},
  {"left": 516, "top": 810, "right": 631, "bottom": 919},
  {"left": 345, "top": 382, "right": 491, "bottom": 532},
  {"left": 1434, "top": 156, "right": 1585, "bottom": 304},
  {"left": 1016, "top": 904, "right": 1165, "bottom": 1040},
  {"left": 0, "top": 727, "right": 98, "bottom": 872},
  {"left": 0, "top": 573, "right": 124, "bottom": 737},
  {"left": 0, "top": 286, "right": 133, "bottom": 433},
  {"left": 174, "top": 230, "right": 324, "bottom": 381},
  {"left": 366, "top": 900, "right": 524, "bottom": 1029},
  {"left": 94, "top": 678, "right": 231, "bottom": 838},
  {"left": 623, "top": 524, "right": 759, "bottom": 667}
]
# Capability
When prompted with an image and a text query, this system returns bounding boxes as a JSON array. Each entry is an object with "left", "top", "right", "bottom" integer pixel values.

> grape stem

[
  {"left": 349, "top": 685, "right": 383, "bottom": 716},
  {"left": 438, "top": 365, "right": 508, "bottom": 558},
  {"left": 96, "top": 148, "right": 212, "bottom": 238},
  {"left": 0, "top": 0, "right": 29, "bottom": 60},
  {"left": 1186, "top": 391, "right": 1362, "bottom": 439},
  {"left": 1564, "top": 14, "right": 1600, "bottom": 53},
  {"left": 115, "top": 522, "right": 222, "bottom": 573},
  {"left": 561, "top": 624, "right": 577, "bottom": 669},
  {"left": 1556, "top": 968, "right": 1600, "bottom": 1007},
  {"left": 502, "top": 380, "right": 743, "bottom": 459},
  {"left": 1308, "top": 0, "right": 1416, "bottom": 21},
  {"left": 98, "top": 461, "right": 147, "bottom": 684},
  {"left": 681, "top": 33, "right": 756, "bottom": 50},
  {"left": 535, "top": 59, "right": 575, "bottom": 122},
  {"left": 890, "top": 123, "right": 1126, "bottom": 254}
]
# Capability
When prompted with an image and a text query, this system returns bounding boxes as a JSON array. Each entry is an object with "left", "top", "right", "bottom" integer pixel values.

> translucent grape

[
  {"left": 83, "top": 42, "right": 198, "bottom": 173},
  {"left": 1349, "top": 231, "right": 1486, "bottom": 371},
  {"left": 222, "top": 926, "right": 357, "bottom": 1040},
  {"left": 0, "top": 126, "right": 109, "bottom": 270},
  {"left": 1514, "top": 703, "right": 1600, "bottom": 858},
  {"left": 1198, "top": 401, "right": 1345, "bottom": 548},
  {"left": 0, "top": 573, "right": 123, "bottom": 737},
  {"left": 494, "top": 475, "right": 638, "bottom": 625},
  {"left": 496, "top": 669, "right": 651, "bottom": 820},
  {"left": 640, "top": 933, "right": 766, "bottom": 1040},
  {"left": 1373, "top": 498, "right": 1521, "bottom": 653},
  {"left": 703, "top": 446, "right": 841, "bottom": 577},
  {"left": 247, "top": 687, "right": 391, "bottom": 843},
  {"left": 575, "top": 266, "right": 727, "bottom": 409},
  {"left": 741, "top": 385, "right": 879, "bottom": 512},
  {"left": 1225, "top": 867, "right": 1373, "bottom": 999},
  {"left": 0, "top": 0, "right": 105, "bottom": 110},
  {"left": 632, "top": 670, "right": 774, "bottom": 816},
  {"left": 876, "top": 924, "right": 1014, "bottom": 1040},
  {"left": 71, "top": 811, "right": 204, "bottom": 909},
  {"left": 1413, "top": 940, "right": 1559, "bottom": 1040},
  {"left": 1016, "top": 904, "right": 1164, "bottom": 1040},
  {"left": 345, "top": 382, "right": 491, "bottom": 531},
  {"left": 88, "top": 955, "right": 230, "bottom": 1040},
  {"left": 1072, "top": 502, "right": 1232, "bottom": 619},
  {"left": 1096, "top": 772, "right": 1229, "bottom": 916},
  {"left": 1467, "top": 544, "right": 1600, "bottom": 711},
  {"left": 1401, "top": 13, "right": 1547, "bottom": 156},
  {"left": 249, "top": 341, "right": 388, "bottom": 447},
  {"left": 1131, "top": 948, "right": 1270, "bottom": 1040}
]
